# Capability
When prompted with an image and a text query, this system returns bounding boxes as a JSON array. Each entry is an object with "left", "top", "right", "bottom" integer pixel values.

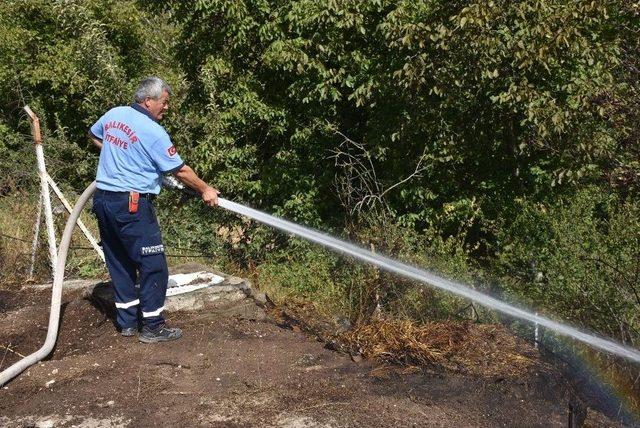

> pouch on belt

[{"left": 129, "top": 191, "right": 139, "bottom": 213}]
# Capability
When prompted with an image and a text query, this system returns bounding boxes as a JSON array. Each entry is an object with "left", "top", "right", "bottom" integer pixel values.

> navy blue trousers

[{"left": 92, "top": 190, "right": 168, "bottom": 330}]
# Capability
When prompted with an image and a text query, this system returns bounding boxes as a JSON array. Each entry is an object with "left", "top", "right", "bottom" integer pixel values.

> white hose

[{"left": 0, "top": 181, "right": 97, "bottom": 386}]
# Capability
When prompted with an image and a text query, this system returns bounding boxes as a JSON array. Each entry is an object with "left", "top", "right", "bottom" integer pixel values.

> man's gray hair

[{"left": 134, "top": 77, "right": 172, "bottom": 103}]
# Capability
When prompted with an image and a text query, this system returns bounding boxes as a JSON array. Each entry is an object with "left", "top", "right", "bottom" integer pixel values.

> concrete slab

[
  {"left": 26, "top": 264, "right": 268, "bottom": 315},
  {"left": 27, "top": 271, "right": 228, "bottom": 298},
  {"left": 165, "top": 273, "right": 251, "bottom": 312},
  {"left": 87, "top": 271, "right": 255, "bottom": 313}
]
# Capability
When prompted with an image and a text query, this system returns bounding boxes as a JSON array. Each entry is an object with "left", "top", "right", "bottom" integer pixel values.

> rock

[
  {"left": 250, "top": 291, "right": 269, "bottom": 307},
  {"left": 27, "top": 279, "right": 97, "bottom": 292},
  {"left": 295, "top": 354, "right": 318, "bottom": 367},
  {"left": 35, "top": 419, "right": 55, "bottom": 428},
  {"left": 99, "top": 400, "right": 115, "bottom": 408},
  {"left": 334, "top": 316, "right": 351, "bottom": 332}
]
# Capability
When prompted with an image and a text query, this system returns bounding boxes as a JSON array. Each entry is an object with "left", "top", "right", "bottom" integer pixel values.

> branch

[
  {"left": 380, "top": 145, "right": 428, "bottom": 199},
  {"left": 579, "top": 255, "right": 640, "bottom": 307},
  {"left": 329, "top": 124, "right": 428, "bottom": 217}
]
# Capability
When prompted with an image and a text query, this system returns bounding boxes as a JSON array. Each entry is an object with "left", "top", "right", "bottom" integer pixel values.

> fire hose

[{"left": 0, "top": 181, "right": 98, "bottom": 386}]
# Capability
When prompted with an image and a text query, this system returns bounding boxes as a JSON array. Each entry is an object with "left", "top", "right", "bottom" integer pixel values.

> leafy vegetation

[{"left": 152, "top": 0, "right": 639, "bottom": 343}]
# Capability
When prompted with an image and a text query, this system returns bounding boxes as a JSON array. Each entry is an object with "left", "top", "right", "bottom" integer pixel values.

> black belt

[{"left": 95, "top": 189, "right": 156, "bottom": 200}]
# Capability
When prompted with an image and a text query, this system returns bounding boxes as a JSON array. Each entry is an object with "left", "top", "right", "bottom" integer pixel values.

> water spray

[{"left": 215, "top": 198, "right": 640, "bottom": 364}]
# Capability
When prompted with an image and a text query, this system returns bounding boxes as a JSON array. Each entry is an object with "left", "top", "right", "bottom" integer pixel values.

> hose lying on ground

[{"left": 0, "top": 181, "right": 97, "bottom": 386}]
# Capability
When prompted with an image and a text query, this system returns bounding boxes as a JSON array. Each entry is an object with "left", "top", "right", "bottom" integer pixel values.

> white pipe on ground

[{"left": 0, "top": 182, "right": 97, "bottom": 387}]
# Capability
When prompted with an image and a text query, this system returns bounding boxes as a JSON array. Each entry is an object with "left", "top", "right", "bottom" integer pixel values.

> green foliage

[
  {"left": 496, "top": 188, "right": 640, "bottom": 345},
  {"left": 0, "top": 122, "right": 36, "bottom": 193},
  {"left": 257, "top": 242, "right": 339, "bottom": 296},
  {"left": 0, "top": 0, "right": 180, "bottom": 189},
  {"left": 161, "top": 0, "right": 638, "bottom": 248},
  {"left": 255, "top": 216, "right": 483, "bottom": 323}
]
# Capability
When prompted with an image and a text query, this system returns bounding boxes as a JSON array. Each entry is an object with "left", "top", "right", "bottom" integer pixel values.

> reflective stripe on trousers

[
  {"left": 142, "top": 306, "right": 165, "bottom": 318},
  {"left": 115, "top": 299, "right": 140, "bottom": 309}
]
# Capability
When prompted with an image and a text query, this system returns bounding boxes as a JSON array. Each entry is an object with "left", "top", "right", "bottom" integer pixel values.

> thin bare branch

[{"left": 329, "top": 125, "right": 428, "bottom": 218}]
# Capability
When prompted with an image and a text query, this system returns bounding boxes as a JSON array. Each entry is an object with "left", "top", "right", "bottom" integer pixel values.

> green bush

[
  {"left": 0, "top": 0, "right": 182, "bottom": 189},
  {"left": 253, "top": 216, "right": 485, "bottom": 323},
  {"left": 496, "top": 188, "right": 640, "bottom": 345}
]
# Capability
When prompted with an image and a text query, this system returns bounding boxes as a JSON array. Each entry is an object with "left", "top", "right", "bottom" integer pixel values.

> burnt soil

[{"left": 0, "top": 283, "right": 630, "bottom": 427}]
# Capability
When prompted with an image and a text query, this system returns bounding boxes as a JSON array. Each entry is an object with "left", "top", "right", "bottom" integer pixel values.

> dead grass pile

[
  {"left": 268, "top": 300, "right": 549, "bottom": 379},
  {"left": 343, "top": 319, "right": 466, "bottom": 370},
  {"left": 343, "top": 318, "right": 545, "bottom": 379}
]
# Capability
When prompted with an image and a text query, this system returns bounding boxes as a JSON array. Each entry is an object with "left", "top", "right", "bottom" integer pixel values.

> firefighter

[{"left": 88, "top": 76, "right": 219, "bottom": 342}]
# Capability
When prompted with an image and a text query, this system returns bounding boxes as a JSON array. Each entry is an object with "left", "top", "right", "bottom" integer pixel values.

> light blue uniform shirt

[{"left": 90, "top": 104, "right": 184, "bottom": 194}]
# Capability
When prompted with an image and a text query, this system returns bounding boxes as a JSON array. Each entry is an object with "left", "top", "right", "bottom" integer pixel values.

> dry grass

[
  {"left": 344, "top": 319, "right": 466, "bottom": 369},
  {"left": 0, "top": 191, "right": 107, "bottom": 286},
  {"left": 343, "top": 318, "right": 544, "bottom": 378},
  {"left": 0, "top": 192, "right": 42, "bottom": 285},
  {"left": 272, "top": 301, "right": 545, "bottom": 380}
]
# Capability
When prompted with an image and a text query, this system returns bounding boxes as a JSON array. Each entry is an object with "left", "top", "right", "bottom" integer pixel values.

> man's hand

[
  {"left": 202, "top": 186, "right": 219, "bottom": 206},
  {"left": 174, "top": 165, "right": 219, "bottom": 206}
]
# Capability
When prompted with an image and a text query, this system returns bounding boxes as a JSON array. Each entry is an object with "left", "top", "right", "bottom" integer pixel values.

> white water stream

[{"left": 217, "top": 197, "right": 640, "bottom": 364}]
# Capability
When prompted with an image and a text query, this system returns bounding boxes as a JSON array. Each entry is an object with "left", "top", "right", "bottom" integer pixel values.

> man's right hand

[{"left": 202, "top": 186, "right": 219, "bottom": 206}]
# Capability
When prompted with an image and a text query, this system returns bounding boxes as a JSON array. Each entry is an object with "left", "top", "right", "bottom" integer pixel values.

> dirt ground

[{"left": 0, "top": 280, "right": 629, "bottom": 427}]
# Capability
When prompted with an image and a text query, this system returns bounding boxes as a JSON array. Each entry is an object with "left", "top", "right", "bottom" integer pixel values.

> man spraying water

[{"left": 88, "top": 76, "right": 219, "bottom": 343}]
